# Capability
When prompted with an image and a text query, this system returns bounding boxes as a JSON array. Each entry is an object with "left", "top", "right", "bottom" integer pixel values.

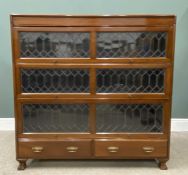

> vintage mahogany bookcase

[{"left": 10, "top": 15, "right": 176, "bottom": 170}]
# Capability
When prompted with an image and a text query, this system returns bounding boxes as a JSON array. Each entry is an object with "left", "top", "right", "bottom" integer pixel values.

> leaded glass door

[{"left": 14, "top": 27, "right": 170, "bottom": 136}]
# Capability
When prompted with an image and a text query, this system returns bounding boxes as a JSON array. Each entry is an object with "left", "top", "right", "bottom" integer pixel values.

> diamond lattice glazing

[
  {"left": 96, "top": 104, "right": 163, "bottom": 132},
  {"left": 21, "top": 69, "right": 89, "bottom": 93},
  {"left": 23, "top": 104, "right": 89, "bottom": 132},
  {"left": 97, "top": 69, "right": 164, "bottom": 93},
  {"left": 97, "top": 32, "right": 167, "bottom": 58},
  {"left": 20, "top": 32, "right": 90, "bottom": 58}
]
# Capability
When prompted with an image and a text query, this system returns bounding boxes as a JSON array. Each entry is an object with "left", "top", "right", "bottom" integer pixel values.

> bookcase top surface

[
  {"left": 11, "top": 14, "right": 176, "bottom": 27},
  {"left": 11, "top": 14, "right": 176, "bottom": 18}
]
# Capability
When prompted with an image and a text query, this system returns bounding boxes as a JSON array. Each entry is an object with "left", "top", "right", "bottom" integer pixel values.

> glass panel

[
  {"left": 23, "top": 104, "right": 89, "bottom": 132},
  {"left": 97, "top": 32, "right": 167, "bottom": 58},
  {"left": 96, "top": 104, "right": 163, "bottom": 132},
  {"left": 97, "top": 69, "right": 164, "bottom": 93},
  {"left": 21, "top": 69, "right": 89, "bottom": 93},
  {"left": 20, "top": 32, "right": 90, "bottom": 58}
]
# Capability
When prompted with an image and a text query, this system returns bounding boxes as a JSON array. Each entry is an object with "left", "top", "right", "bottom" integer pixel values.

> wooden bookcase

[{"left": 10, "top": 15, "right": 176, "bottom": 170}]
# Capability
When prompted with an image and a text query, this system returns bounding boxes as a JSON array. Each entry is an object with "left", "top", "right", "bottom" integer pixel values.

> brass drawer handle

[
  {"left": 66, "top": 146, "right": 78, "bottom": 153},
  {"left": 32, "top": 146, "right": 44, "bottom": 153},
  {"left": 107, "top": 146, "right": 119, "bottom": 153},
  {"left": 142, "top": 146, "right": 155, "bottom": 153}
]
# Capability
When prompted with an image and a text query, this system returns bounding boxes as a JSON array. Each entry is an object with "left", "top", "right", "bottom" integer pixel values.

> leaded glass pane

[
  {"left": 21, "top": 69, "right": 89, "bottom": 93},
  {"left": 96, "top": 104, "right": 163, "bottom": 132},
  {"left": 23, "top": 104, "right": 89, "bottom": 132},
  {"left": 97, "top": 69, "right": 164, "bottom": 93},
  {"left": 20, "top": 32, "right": 90, "bottom": 58},
  {"left": 97, "top": 32, "right": 167, "bottom": 58}
]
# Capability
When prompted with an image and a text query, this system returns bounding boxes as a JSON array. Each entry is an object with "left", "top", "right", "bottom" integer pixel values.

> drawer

[
  {"left": 94, "top": 139, "right": 167, "bottom": 158},
  {"left": 18, "top": 139, "right": 92, "bottom": 159}
]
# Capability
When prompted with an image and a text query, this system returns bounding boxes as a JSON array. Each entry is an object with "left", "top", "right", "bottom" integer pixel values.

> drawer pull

[
  {"left": 32, "top": 146, "right": 44, "bottom": 153},
  {"left": 107, "top": 146, "right": 119, "bottom": 153},
  {"left": 142, "top": 146, "right": 155, "bottom": 153},
  {"left": 66, "top": 146, "right": 78, "bottom": 153}
]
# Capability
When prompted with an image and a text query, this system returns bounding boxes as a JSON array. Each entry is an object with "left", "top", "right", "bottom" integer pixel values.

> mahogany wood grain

[
  {"left": 18, "top": 139, "right": 92, "bottom": 159},
  {"left": 11, "top": 15, "right": 176, "bottom": 27},
  {"left": 11, "top": 15, "right": 176, "bottom": 170},
  {"left": 94, "top": 139, "right": 167, "bottom": 158}
]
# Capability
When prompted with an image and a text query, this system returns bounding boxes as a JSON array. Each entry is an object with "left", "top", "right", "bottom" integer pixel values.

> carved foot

[
  {"left": 156, "top": 159, "right": 168, "bottom": 170},
  {"left": 17, "top": 160, "right": 27, "bottom": 170}
]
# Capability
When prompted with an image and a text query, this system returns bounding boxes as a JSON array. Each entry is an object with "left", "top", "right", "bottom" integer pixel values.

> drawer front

[
  {"left": 18, "top": 139, "right": 92, "bottom": 158},
  {"left": 94, "top": 139, "right": 167, "bottom": 158}
]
